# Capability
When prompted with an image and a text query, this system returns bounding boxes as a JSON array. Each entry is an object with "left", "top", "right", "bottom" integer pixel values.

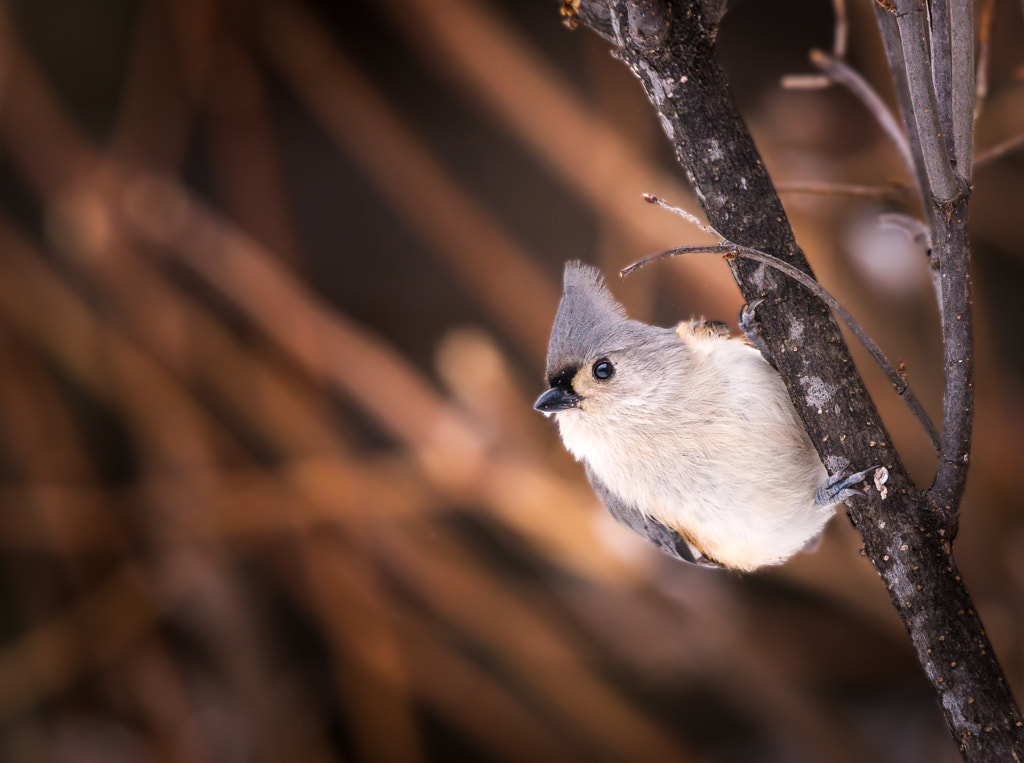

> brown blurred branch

[
  {"left": 0, "top": 565, "right": 154, "bottom": 721},
  {"left": 775, "top": 180, "right": 914, "bottom": 201},
  {"left": 258, "top": 0, "right": 560, "bottom": 359},
  {"left": 376, "top": 0, "right": 737, "bottom": 314},
  {"left": 976, "top": 133, "right": 1024, "bottom": 167},
  {"left": 108, "top": 0, "right": 205, "bottom": 169},
  {"left": 0, "top": 216, "right": 239, "bottom": 468},
  {"left": 203, "top": 38, "right": 303, "bottom": 265}
]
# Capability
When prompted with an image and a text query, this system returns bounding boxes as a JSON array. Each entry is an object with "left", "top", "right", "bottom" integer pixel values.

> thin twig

[
  {"left": 780, "top": 73, "right": 833, "bottom": 90},
  {"left": 776, "top": 180, "right": 914, "bottom": 200},
  {"left": 809, "top": 49, "right": 919, "bottom": 195},
  {"left": 832, "top": 0, "right": 848, "bottom": 58},
  {"left": 975, "top": 133, "right": 1024, "bottom": 166},
  {"left": 779, "top": 0, "right": 848, "bottom": 90},
  {"left": 622, "top": 245, "right": 941, "bottom": 453},
  {"left": 641, "top": 193, "right": 720, "bottom": 235}
]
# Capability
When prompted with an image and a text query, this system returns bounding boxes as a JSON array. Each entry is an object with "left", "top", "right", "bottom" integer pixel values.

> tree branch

[
  {"left": 891, "top": 0, "right": 960, "bottom": 201},
  {"left": 776, "top": 180, "right": 914, "bottom": 200},
  {"left": 929, "top": 198, "right": 973, "bottom": 512},
  {"left": 870, "top": 3, "right": 932, "bottom": 200},
  {"left": 875, "top": 0, "right": 974, "bottom": 513},
  {"left": 950, "top": 0, "right": 976, "bottom": 181},
  {"left": 929, "top": 0, "right": 956, "bottom": 163},
  {"left": 562, "top": 0, "right": 1024, "bottom": 758}
]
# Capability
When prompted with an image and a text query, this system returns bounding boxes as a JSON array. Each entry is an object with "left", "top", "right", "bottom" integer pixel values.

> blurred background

[{"left": 1, "top": 0, "right": 1024, "bottom": 761}]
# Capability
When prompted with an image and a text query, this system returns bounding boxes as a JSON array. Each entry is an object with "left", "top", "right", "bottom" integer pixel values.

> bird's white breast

[{"left": 557, "top": 336, "right": 831, "bottom": 569}]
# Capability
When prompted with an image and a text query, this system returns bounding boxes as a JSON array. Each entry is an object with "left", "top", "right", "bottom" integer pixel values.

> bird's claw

[
  {"left": 815, "top": 465, "right": 880, "bottom": 506},
  {"left": 739, "top": 298, "right": 770, "bottom": 361}
]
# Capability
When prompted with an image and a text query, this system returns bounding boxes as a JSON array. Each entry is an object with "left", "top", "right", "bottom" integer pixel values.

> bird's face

[
  {"left": 536, "top": 261, "right": 677, "bottom": 434},
  {"left": 534, "top": 353, "right": 618, "bottom": 416},
  {"left": 535, "top": 343, "right": 680, "bottom": 473},
  {"left": 534, "top": 346, "right": 659, "bottom": 423}
]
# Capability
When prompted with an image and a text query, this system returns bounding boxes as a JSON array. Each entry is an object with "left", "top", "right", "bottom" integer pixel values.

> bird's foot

[
  {"left": 739, "top": 298, "right": 770, "bottom": 362},
  {"left": 815, "top": 465, "right": 880, "bottom": 506}
]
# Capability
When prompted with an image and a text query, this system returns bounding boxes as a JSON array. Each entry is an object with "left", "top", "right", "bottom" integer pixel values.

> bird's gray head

[{"left": 534, "top": 261, "right": 674, "bottom": 418}]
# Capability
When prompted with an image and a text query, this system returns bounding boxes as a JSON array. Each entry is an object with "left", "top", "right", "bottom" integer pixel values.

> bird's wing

[{"left": 583, "top": 463, "right": 722, "bottom": 569}]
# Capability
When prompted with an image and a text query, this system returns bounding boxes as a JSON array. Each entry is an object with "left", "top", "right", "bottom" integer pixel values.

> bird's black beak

[{"left": 534, "top": 385, "right": 581, "bottom": 414}]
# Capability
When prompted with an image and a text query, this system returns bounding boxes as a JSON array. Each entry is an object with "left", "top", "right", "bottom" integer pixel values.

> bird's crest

[{"left": 546, "top": 262, "right": 642, "bottom": 377}]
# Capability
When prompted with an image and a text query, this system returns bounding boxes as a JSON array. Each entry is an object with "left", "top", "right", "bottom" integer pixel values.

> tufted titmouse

[{"left": 534, "top": 261, "right": 872, "bottom": 570}]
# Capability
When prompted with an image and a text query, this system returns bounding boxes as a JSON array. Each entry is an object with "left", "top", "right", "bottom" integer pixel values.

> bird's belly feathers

[
  {"left": 644, "top": 445, "right": 829, "bottom": 569},
  {"left": 604, "top": 432, "right": 827, "bottom": 569},
  {"left": 558, "top": 362, "right": 831, "bottom": 570}
]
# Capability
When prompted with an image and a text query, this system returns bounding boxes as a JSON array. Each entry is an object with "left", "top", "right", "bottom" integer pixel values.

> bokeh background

[{"left": 2, "top": 0, "right": 1024, "bottom": 761}]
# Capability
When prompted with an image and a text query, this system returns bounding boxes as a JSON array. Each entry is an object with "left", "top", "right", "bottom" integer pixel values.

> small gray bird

[{"left": 534, "top": 261, "right": 871, "bottom": 571}]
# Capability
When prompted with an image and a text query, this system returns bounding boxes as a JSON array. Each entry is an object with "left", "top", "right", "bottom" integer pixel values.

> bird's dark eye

[{"left": 592, "top": 359, "right": 615, "bottom": 381}]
